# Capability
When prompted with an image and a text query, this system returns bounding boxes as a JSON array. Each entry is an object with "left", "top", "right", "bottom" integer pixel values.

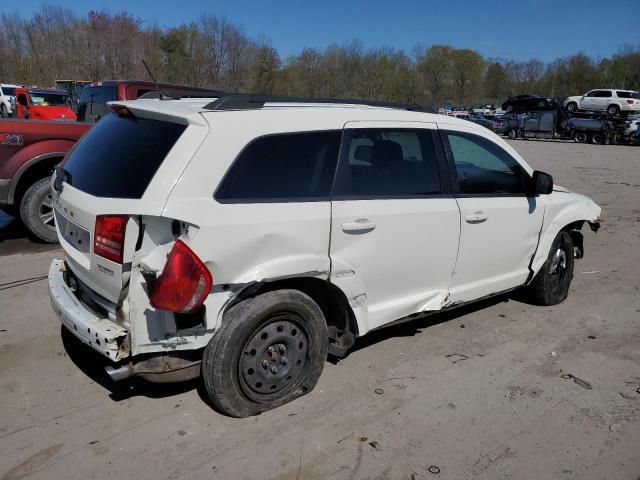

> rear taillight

[
  {"left": 627, "top": 100, "right": 634, "bottom": 105},
  {"left": 94, "top": 215, "right": 129, "bottom": 264},
  {"left": 149, "top": 240, "right": 213, "bottom": 314}
]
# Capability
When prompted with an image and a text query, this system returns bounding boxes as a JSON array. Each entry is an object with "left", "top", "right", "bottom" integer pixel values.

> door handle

[
  {"left": 341, "top": 219, "right": 376, "bottom": 233},
  {"left": 465, "top": 212, "right": 487, "bottom": 224}
]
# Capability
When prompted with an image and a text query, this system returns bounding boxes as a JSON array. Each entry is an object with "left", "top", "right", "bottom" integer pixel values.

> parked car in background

[
  {"left": 563, "top": 89, "right": 640, "bottom": 116},
  {"left": 77, "top": 80, "right": 224, "bottom": 122},
  {"left": 624, "top": 116, "right": 640, "bottom": 136},
  {"left": 0, "top": 84, "right": 20, "bottom": 118},
  {"left": 49, "top": 94, "right": 600, "bottom": 417},
  {"left": 0, "top": 119, "right": 91, "bottom": 241},
  {"left": 502, "top": 95, "right": 554, "bottom": 113},
  {"left": 467, "top": 114, "right": 504, "bottom": 133},
  {"left": 13, "top": 87, "right": 76, "bottom": 121}
]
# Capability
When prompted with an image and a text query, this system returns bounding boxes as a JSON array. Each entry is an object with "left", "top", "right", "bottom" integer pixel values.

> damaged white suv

[{"left": 49, "top": 95, "right": 601, "bottom": 417}]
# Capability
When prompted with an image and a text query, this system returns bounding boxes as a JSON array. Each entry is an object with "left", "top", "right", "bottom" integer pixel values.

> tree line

[{"left": 1, "top": 5, "right": 639, "bottom": 107}]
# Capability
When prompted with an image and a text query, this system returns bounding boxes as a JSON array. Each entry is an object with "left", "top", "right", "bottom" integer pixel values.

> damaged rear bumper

[
  {"left": 49, "top": 259, "right": 128, "bottom": 360},
  {"left": 49, "top": 259, "right": 202, "bottom": 383}
]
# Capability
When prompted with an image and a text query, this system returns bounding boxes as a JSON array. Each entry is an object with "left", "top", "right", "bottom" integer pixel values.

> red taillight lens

[
  {"left": 627, "top": 100, "right": 634, "bottom": 105},
  {"left": 149, "top": 240, "right": 213, "bottom": 314},
  {"left": 94, "top": 215, "right": 129, "bottom": 264}
]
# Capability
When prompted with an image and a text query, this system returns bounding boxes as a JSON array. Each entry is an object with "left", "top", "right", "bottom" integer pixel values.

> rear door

[
  {"left": 329, "top": 121, "right": 460, "bottom": 333},
  {"left": 438, "top": 125, "right": 544, "bottom": 302},
  {"left": 52, "top": 110, "right": 198, "bottom": 303}
]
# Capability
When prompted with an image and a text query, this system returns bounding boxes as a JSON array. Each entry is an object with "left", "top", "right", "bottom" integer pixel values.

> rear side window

[
  {"left": 215, "top": 131, "right": 341, "bottom": 202},
  {"left": 333, "top": 128, "right": 441, "bottom": 197},
  {"left": 617, "top": 91, "right": 640, "bottom": 99},
  {"left": 62, "top": 114, "right": 186, "bottom": 198},
  {"left": 77, "top": 86, "right": 116, "bottom": 122}
]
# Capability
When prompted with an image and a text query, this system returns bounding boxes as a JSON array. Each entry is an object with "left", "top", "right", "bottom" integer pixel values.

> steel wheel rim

[
  {"left": 39, "top": 193, "right": 56, "bottom": 231},
  {"left": 239, "top": 313, "right": 309, "bottom": 402},
  {"left": 548, "top": 247, "right": 568, "bottom": 294}
]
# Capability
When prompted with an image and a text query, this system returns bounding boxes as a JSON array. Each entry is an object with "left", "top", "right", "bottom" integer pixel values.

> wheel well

[
  {"left": 13, "top": 157, "right": 62, "bottom": 205},
  {"left": 234, "top": 277, "right": 358, "bottom": 357}
]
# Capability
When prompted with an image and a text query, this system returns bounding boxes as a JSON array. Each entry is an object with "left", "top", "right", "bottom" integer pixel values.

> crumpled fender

[
  {"left": 529, "top": 191, "right": 601, "bottom": 278},
  {"left": 231, "top": 254, "right": 331, "bottom": 285}
]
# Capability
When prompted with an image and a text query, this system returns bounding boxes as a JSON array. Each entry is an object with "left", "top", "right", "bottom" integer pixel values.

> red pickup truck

[
  {"left": 0, "top": 119, "right": 91, "bottom": 242},
  {"left": 14, "top": 87, "right": 77, "bottom": 121}
]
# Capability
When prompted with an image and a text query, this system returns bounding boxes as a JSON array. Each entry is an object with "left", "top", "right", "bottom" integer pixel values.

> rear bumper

[{"left": 49, "top": 259, "right": 128, "bottom": 361}]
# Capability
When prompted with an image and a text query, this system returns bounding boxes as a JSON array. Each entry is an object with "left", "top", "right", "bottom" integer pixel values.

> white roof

[{"left": 110, "top": 97, "right": 472, "bottom": 130}]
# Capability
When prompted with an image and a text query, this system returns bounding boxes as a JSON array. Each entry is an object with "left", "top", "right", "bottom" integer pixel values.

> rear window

[
  {"left": 215, "top": 131, "right": 341, "bottom": 202},
  {"left": 617, "top": 91, "right": 640, "bottom": 99},
  {"left": 61, "top": 113, "right": 186, "bottom": 199},
  {"left": 77, "top": 86, "right": 117, "bottom": 122}
]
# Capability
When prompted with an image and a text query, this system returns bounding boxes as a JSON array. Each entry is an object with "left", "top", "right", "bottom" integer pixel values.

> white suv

[
  {"left": 48, "top": 95, "right": 601, "bottom": 417},
  {"left": 564, "top": 89, "right": 640, "bottom": 115},
  {"left": 0, "top": 83, "right": 19, "bottom": 117}
]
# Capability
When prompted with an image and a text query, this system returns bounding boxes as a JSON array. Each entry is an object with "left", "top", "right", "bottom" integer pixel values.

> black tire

[
  {"left": 19, "top": 177, "right": 58, "bottom": 243},
  {"left": 0, "top": 104, "right": 8, "bottom": 118},
  {"left": 574, "top": 132, "right": 588, "bottom": 143},
  {"left": 508, "top": 129, "right": 517, "bottom": 140},
  {"left": 606, "top": 104, "right": 620, "bottom": 116},
  {"left": 591, "top": 133, "right": 604, "bottom": 144},
  {"left": 566, "top": 102, "right": 577, "bottom": 112},
  {"left": 526, "top": 231, "right": 574, "bottom": 306},
  {"left": 203, "top": 289, "right": 328, "bottom": 417}
]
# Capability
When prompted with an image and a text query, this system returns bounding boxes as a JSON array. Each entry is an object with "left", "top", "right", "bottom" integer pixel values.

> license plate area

[{"left": 55, "top": 208, "right": 90, "bottom": 253}]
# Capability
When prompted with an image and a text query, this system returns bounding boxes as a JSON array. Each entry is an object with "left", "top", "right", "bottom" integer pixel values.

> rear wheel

[
  {"left": 574, "top": 132, "right": 588, "bottom": 143},
  {"left": 591, "top": 133, "right": 604, "bottom": 144},
  {"left": 526, "top": 231, "right": 574, "bottom": 305},
  {"left": 508, "top": 129, "right": 517, "bottom": 140},
  {"left": 606, "top": 104, "right": 620, "bottom": 116},
  {"left": 203, "top": 289, "right": 328, "bottom": 417},
  {"left": 19, "top": 177, "right": 58, "bottom": 243}
]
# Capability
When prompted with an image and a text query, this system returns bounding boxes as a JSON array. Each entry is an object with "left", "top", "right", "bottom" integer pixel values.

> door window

[
  {"left": 215, "top": 131, "right": 341, "bottom": 202},
  {"left": 333, "top": 128, "right": 441, "bottom": 197},
  {"left": 443, "top": 131, "right": 530, "bottom": 195},
  {"left": 17, "top": 94, "right": 28, "bottom": 106},
  {"left": 595, "top": 90, "right": 612, "bottom": 97}
]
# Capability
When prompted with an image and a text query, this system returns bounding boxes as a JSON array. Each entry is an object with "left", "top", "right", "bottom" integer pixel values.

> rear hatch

[{"left": 52, "top": 105, "right": 206, "bottom": 304}]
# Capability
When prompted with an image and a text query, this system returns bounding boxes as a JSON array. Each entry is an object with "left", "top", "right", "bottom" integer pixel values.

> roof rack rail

[{"left": 202, "top": 94, "right": 434, "bottom": 113}]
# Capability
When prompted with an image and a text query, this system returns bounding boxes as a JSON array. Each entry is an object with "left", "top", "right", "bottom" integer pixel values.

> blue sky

[{"left": 8, "top": 0, "right": 639, "bottom": 61}]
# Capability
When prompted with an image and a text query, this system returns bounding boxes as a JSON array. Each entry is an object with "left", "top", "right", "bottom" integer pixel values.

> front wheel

[
  {"left": 19, "top": 177, "right": 58, "bottom": 243},
  {"left": 0, "top": 104, "right": 8, "bottom": 118},
  {"left": 566, "top": 102, "right": 577, "bottom": 112},
  {"left": 203, "top": 289, "right": 328, "bottom": 417},
  {"left": 526, "top": 231, "right": 575, "bottom": 305}
]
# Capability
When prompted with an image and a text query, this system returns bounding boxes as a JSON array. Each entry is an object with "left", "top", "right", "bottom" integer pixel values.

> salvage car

[
  {"left": 563, "top": 89, "right": 640, "bottom": 116},
  {"left": 502, "top": 94, "right": 554, "bottom": 113},
  {"left": 48, "top": 94, "right": 601, "bottom": 417},
  {"left": 0, "top": 83, "right": 20, "bottom": 118},
  {"left": 76, "top": 80, "right": 223, "bottom": 123},
  {"left": 13, "top": 87, "right": 76, "bottom": 121}
]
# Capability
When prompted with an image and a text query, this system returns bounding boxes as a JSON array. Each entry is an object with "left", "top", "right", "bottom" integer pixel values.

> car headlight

[{"left": 9, "top": 96, "right": 15, "bottom": 107}]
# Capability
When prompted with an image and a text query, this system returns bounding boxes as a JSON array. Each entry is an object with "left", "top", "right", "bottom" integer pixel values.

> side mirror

[{"left": 531, "top": 170, "right": 553, "bottom": 195}]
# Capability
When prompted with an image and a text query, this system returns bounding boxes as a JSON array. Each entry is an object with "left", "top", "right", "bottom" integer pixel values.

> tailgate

[{"left": 51, "top": 110, "right": 196, "bottom": 304}]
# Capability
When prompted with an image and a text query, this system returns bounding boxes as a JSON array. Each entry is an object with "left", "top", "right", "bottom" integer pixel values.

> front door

[
  {"left": 438, "top": 125, "right": 545, "bottom": 303},
  {"left": 329, "top": 122, "right": 460, "bottom": 333}
]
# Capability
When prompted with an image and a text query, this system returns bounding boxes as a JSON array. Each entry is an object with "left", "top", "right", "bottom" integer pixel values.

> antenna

[{"left": 142, "top": 59, "right": 174, "bottom": 100}]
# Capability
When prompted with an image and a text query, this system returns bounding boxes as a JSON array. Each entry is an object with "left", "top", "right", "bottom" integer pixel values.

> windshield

[
  {"left": 2, "top": 87, "right": 16, "bottom": 96},
  {"left": 28, "top": 92, "right": 68, "bottom": 106}
]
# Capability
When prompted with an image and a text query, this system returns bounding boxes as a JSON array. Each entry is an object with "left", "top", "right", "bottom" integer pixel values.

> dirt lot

[{"left": 0, "top": 140, "right": 639, "bottom": 480}]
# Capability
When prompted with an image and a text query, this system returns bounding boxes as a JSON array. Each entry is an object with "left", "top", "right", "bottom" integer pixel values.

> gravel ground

[{"left": 0, "top": 139, "right": 639, "bottom": 480}]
